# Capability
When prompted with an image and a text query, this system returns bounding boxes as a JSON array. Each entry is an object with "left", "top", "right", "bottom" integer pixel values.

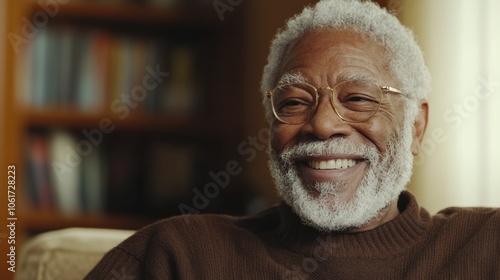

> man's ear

[{"left": 411, "top": 102, "right": 428, "bottom": 156}]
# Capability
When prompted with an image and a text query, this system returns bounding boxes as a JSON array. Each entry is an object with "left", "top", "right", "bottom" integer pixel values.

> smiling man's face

[{"left": 268, "top": 28, "right": 423, "bottom": 232}]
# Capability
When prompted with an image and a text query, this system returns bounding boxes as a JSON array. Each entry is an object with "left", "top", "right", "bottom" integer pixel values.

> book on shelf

[
  {"left": 48, "top": 129, "right": 83, "bottom": 214},
  {"left": 30, "top": 27, "right": 52, "bottom": 108},
  {"left": 75, "top": 30, "right": 106, "bottom": 111},
  {"left": 26, "top": 131, "right": 55, "bottom": 211},
  {"left": 80, "top": 139, "right": 107, "bottom": 214},
  {"left": 106, "top": 134, "right": 143, "bottom": 214},
  {"left": 156, "top": 46, "right": 199, "bottom": 115}
]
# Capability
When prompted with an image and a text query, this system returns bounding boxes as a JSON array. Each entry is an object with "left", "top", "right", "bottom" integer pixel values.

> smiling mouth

[{"left": 306, "top": 159, "right": 360, "bottom": 170}]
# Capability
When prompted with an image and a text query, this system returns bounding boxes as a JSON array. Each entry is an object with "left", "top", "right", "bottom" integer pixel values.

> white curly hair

[{"left": 261, "top": 0, "right": 431, "bottom": 124}]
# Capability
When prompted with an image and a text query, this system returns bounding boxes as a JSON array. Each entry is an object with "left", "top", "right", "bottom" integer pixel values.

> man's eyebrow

[
  {"left": 277, "top": 72, "right": 378, "bottom": 85},
  {"left": 277, "top": 72, "right": 307, "bottom": 84},
  {"left": 335, "top": 73, "right": 377, "bottom": 84}
]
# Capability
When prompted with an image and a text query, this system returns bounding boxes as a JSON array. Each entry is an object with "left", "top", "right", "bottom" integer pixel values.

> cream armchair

[{"left": 16, "top": 228, "right": 135, "bottom": 280}]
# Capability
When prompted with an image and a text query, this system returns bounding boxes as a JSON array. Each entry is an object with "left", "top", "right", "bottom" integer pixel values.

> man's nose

[{"left": 301, "top": 95, "right": 353, "bottom": 140}]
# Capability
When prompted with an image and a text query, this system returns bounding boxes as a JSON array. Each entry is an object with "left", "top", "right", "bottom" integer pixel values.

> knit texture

[{"left": 85, "top": 192, "right": 500, "bottom": 279}]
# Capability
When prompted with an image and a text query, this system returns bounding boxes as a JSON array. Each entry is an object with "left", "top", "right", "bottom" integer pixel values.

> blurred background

[
  {"left": 400, "top": 0, "right": 500, "bottom": 213},
  {"left": 0, "top": 0, "right": 499, "bottom": 277}
]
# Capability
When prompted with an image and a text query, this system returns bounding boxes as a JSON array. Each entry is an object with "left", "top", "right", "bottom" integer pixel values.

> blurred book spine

[
  {"left": 25, "top": 131, "right": 55, "bottom": 211},
  {"left": 155, "top": 46, "right": 199, "bottom": 115},
  {"left": 80, "top": 140, "right": 106, "bottom": 214},
  {"left": 48, "top": 129, "right": 82, "bottom": 214}
]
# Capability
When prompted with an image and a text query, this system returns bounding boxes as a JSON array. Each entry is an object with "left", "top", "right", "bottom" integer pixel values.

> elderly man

[{"left": 86, "top": 0, "right": 500, "bottom": 279}]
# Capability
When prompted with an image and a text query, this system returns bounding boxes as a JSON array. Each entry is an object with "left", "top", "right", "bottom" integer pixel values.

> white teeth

[
  {"left": 308, "top": 159, "right": 357, "bottom": 170},
  {"left": 320, "top": 161, "right": 327, "bottom": 169}
]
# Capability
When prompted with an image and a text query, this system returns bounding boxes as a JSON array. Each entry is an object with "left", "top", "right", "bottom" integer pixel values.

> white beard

[{"left": 268, "top": 120, "right": 415, "bottom": 232}]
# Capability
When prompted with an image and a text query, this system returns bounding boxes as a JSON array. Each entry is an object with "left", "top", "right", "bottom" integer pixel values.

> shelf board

[
  {"left": 22, "top": 108, "right": 198, "bottom": 131},
  {"left": 22, "top": 210, "right": 156, "bottom": 232},
  {"left": 31, "top": 2, "right": 219, "bottom": 27}
]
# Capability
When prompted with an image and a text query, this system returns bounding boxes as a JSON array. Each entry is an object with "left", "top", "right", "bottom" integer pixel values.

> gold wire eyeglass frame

[{"left": 266, "top": 81, "right": 407, "bottom": 124}]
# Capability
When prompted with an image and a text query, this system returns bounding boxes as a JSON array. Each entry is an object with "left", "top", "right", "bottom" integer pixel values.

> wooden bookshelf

[
  {"left": 40, "top": 2, "right": 220, "bottom": 26},
  {"left": 2, "top": 1, "right": 246, "bottom": 279},
  {"left": 22, "top": 109, "right": 208, "bottom": 132}
]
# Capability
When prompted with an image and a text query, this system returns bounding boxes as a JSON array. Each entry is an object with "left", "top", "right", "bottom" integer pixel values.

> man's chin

[
  {"left": 281, "top": 175, "right": 395, "bottom": 232},
  {"left": 305, "top": 180, "right": 356, "bottom": 202},
  {"left": 292, "top": 200, "right": 366, "bottom": 232},
  {"left": 281, "top": 184, "right": 362, "bottom": 232}
]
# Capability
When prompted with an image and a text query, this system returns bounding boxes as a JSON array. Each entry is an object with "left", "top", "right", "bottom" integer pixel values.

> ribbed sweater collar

[{"left": 270, "top": 191, "right": 432, "bottom": 258}]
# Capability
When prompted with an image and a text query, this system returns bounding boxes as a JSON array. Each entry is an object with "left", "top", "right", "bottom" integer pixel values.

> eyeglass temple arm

[{"left": 381, "top": 85, "right": 411, "bottom": 98}]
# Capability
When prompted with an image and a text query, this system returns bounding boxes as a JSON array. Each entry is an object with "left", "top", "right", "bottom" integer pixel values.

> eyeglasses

[{"left": 266, "top": 80, "right": 406, "bottom": 124}]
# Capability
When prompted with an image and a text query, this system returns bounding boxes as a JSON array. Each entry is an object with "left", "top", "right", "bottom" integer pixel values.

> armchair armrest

[{"left": 16, "top": 227, "right": 134, "bottom": 280}]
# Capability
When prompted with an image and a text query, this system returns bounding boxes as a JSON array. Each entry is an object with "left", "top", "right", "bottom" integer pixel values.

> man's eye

[
  {"left": 340, "top": 93, "right": 380, "bottom": 112},
  {"left": 277, "top": 99, "right": 311, "bottom": 114},
  {"left": 282, "top": 99, "right": 307, "bottom": 107},
  {"left": 342, "top": 93, "right": 378, "bottom": 103}
]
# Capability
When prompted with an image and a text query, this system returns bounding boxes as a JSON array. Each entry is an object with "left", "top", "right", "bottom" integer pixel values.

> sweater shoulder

[
  {"left": 435, "top": 206, "right": 500, "bottom": 219},
  {"left": 432, "top": 206, "right": 500, "bottom": 232}
]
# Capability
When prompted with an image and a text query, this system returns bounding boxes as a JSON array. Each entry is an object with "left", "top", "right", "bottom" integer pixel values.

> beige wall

[
  {"left": 400, "top": 0, "right": 500, "bottom": 213},
  {"left": 398, "top": 0, "right": 463, "bottom": 213},
  {"left": 398, "top": 0, "right": 433, "bottom": 210}
]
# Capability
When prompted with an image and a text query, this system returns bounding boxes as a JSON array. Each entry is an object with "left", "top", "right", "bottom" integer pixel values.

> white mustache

[{"left": 276, "top": 138, "right": 380, "bottom": 164}]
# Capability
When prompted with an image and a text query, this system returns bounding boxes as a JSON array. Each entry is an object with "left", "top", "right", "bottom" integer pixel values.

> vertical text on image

[{"left": 6, "top": 165, "right": 17, "bottom": 273}]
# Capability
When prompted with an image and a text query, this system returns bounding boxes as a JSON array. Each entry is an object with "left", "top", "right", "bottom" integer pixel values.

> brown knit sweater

[{"left": 85, "top": 192, "right": 500, "bottom": 279}]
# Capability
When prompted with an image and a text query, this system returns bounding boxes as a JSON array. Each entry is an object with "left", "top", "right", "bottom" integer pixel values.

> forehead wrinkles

[
  {"left": 279, "top": 44, "right": 386, "bottom": 86},
  {"left": 327, "top": 46, "right": 382, "bottom": 83}
]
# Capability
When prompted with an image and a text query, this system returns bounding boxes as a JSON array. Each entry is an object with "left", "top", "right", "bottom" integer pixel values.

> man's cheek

[
  {"left": 362, "top": 120, "right": 394, "bottom": 153},
  {"left": 271, "top": 124, "right": 300, "bottom": 151}
]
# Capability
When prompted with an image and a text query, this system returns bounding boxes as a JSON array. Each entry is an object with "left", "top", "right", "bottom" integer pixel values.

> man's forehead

[
  {"left": 277, "top": 29, "right": 390, "bottom": 86},
  {"left": 289, "top": 28, "right": 381, "bottom": 49},
  {"left": 284, "top": 45, "right": 378, "bottom": 68}
]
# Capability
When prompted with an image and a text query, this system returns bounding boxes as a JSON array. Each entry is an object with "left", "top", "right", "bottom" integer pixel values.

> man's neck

[{"left": 345, "top": 200, "right": 400, "bottom": 233}]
